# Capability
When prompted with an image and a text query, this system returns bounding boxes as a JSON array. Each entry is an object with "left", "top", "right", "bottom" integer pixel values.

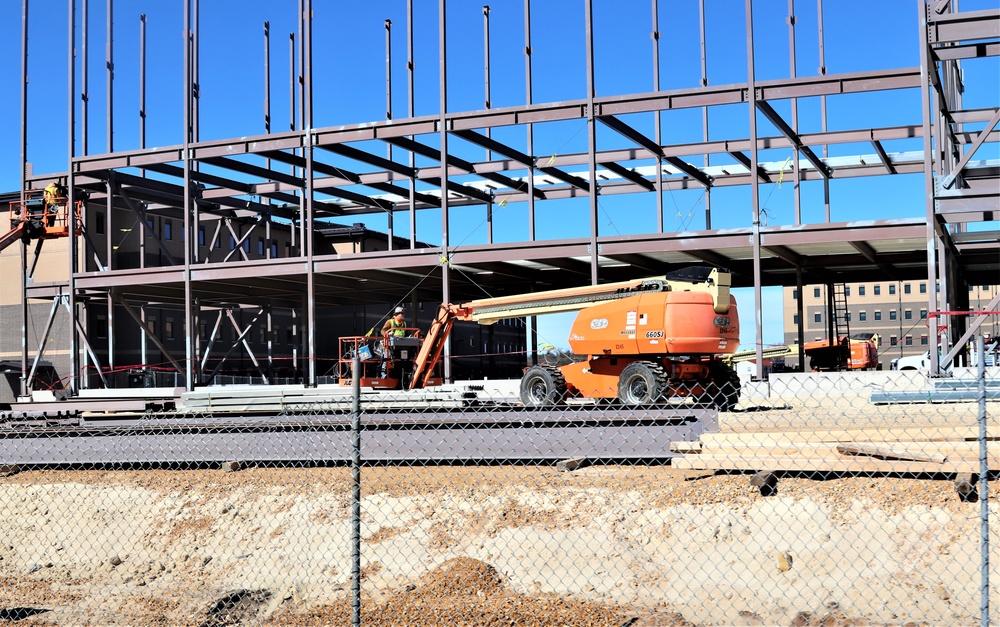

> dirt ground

[{"left": 1, "top": 462, "right": 997, "bottom": 626}]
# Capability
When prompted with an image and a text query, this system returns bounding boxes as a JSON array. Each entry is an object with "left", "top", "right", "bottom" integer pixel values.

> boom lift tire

[
  {"left": 698, "top": 360, "right": 741, "bottom": 411},
  {"left": 617, "top": 361, "right": 668, "bottom": 406},
  {"left": 519, "top": 365, "right": 567, "bottom": 407}
]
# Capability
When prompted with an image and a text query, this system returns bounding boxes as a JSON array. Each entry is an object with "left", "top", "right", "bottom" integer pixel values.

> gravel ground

[{"left": 1, "top": 461, "right": 997, "bottom": 626}]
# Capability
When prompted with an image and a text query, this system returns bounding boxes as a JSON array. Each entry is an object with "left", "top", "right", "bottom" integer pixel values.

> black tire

[
  {"left": 617, "top": 361, "right": 668, "bottom": 405},
  {"left": 519, "top": 365, "right": 567, "bottom": 407},
  {"left": 700, "top": 360, "right": 741, "bottom": 411}
]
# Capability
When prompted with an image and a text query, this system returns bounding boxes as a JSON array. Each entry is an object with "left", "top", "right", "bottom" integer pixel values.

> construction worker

[
  {"left": 381, "top": 306, "right": 408, "bottom": 338},
  {"left": 42, "top": 182, "right": 66, "bottom": 225}
]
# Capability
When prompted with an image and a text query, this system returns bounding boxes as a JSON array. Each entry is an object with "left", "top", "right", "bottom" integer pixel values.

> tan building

[{"left": 782, "top": 281, "right": 1000, "bottom": 369}]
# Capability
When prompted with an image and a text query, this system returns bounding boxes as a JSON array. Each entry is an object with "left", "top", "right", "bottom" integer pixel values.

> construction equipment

[
  {"left": 802, "top": 333, "right": 880, "bottom": 371},
  {"left": 339, "top": 266, "right": 742, "bottom": 409},
  {"left": 1, "top": 189, "right": 81, "bottom": 254}
]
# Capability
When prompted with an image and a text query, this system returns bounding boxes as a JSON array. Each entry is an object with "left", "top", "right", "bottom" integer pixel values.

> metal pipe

[
  {"left": 976, "top": 333, "right": 990, "bottom": 626},
  {"left": 350, "top": 355, "right": 362, "bottom": 627},
  {"left": 68, "top": 0, "right": 79, "bottom": 396},
  {"left": 106, "top": 0, "right": 113, "bottom": 152},
  {"left": 746, "top": 0, "right": 764, "bottom": 375},
  {"left": 19, "top": 0, "right": 28, "bottom": 397},
  {"left": 439, "top": 0, "right": 452, "bottom": 381},
  {"left": 524, "top": 0, "right": 535, "bottom": 241},
  {"left": 585, "top": 0, "right": 598, "bottom": 285}
]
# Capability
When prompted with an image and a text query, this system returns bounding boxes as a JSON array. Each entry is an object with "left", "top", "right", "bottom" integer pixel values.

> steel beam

[{"left": 756, "top": 100, "right": 832, "bottom": 178}]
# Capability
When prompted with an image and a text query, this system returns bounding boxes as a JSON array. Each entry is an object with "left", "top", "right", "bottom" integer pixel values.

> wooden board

[{"left": 671, "top": 453, "right": 997, "bottom": 474}]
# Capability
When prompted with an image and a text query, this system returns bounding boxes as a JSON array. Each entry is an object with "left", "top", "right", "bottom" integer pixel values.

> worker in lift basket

[
  {"left": 381, "top": 306, "right": 408, "bottom": 338},
  {"left": 42, "top": 182, "right": 66, "bottom": 225}
]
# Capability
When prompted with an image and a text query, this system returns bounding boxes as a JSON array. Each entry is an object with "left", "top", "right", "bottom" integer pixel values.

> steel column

[
  {"left": 652, "top": 0, "right": 664, "bottom": 233},
  {"left": 585, "top": 0, "right": 598, "bottom": 285},
  {"left": 919, "top": 0, "right": 942, "bottom": 376},
  {"left": 524, "top": 0, "right": 535, "bottom": 241},
  {"left": 19, "top": 0, "right": 28, "bottom": 397},
  {"left": 82, "top": 0, "right": 88, "bottom": 155},
  {"left": 699, "top": 0, "right": 711, "bottom": 229},
  {"left": 106, "top": 0, "right": 113, "bottom": 152},
  {"left": 746, "top": 0, "right": 764, "bottom": 374},
  {"left": 183, "top": 0, "right": 193, "bottom": 391},
  {"left": 68, "top": 0, "right": 79, "bottom": 396},
  {"left": 385, "top": 18, "right": 394, "bottom": 250},
  {"left": 304, "top": 0, "right": 316, "bottom": 386},
  {"left": 408, "top": 0, "right": 417, "bottom": 248},
  {"left": 439, "top": 0, "right": 452, "bottom": 381}
]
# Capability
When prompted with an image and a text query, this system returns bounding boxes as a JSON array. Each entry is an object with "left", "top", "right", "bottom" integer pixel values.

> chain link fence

[{"left": 0, "top": 353, "right": 996, "bottom": 626}]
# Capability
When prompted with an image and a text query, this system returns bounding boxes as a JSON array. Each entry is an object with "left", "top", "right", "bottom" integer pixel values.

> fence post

[
  {"left": 351, "top": 355, "right": 362, "bottom": 626},
  {"left": 977, "top": 334, "right": 990, "bottom": 627}
]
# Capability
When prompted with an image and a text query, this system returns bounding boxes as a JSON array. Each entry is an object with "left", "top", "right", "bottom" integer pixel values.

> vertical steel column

[
  {"left": 82, "top": 0, "right": 88, "bottom": 155},
  {"left": 106, "top": 0, "right": 113, "bottom": 152},
  {"left": 796, "top": 268, "right": 805, "bottom": 368},
  {"left": 407, "top": 0, "right": 417, "bottom": 248},
  {"left": 19, "top": 0, "right": 28, "bottom": 397},
  {"left": 264, "top": 21, "right": 272, "bottom": 259},
  {"left": 385, "top": 18, "right": 394, "bottom": 250},
  {"left": 699, "top": 0, "right": 711, "bottom": 229},
  {"left": 139, "top": 13, "right": 147, "bottom": 367},
  {"left": 297, "top": 0, "right": 304, "bottom": 139},
  {"left": 918, "top": 0, "right": 941, "bottom": 375},
  {"left": 304, "top": 0, "right": 316, "bottom": 386},
  {"left": 68, "top": 0, "right": 79, "bottom": 395},
  {"left": 190, "top": 0, "right": 199, "bottom": 264},
  {"left": 817, "top": 0, "right": 830, "bottom": 221},
  {"left": 289, "top": 32, "right": 299, "bottom": 254},
  {"left": 585, "top": 0, "right": 598, "bottom": 285},
  {"left": 746, "top": 0, "right": 764, "bottom": 373},
  {"left": 439, "top": 0, "right": 452, "bottom": 381},
  {"left": 104, "top": 0, "right": 114, "bottom": 378},
  {"left": 788, "top": 0, "right": 801, "bottom": 225},
  {"left": 183, "top": 0, "right": 193, "bottom": 391},
  {"left": 652, "top": 0, "right": 664, "bottom": 233},
  {"left": 484, "top": 5, "right": 493, "bottom": 243},
  {"left": 524, "top": 0, "right": 535, "bottom": 241}
]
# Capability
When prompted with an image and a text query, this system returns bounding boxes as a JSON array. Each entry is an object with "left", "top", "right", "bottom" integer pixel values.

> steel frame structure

[{"left": 11, "top": 0, "right": 1000, "bottom": 396}]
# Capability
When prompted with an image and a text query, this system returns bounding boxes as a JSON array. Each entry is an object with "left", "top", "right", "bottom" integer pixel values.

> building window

[
  {"left": 889, "top": 285, "right": 896, "bottom": 295},
  {"left": 145, "top": 218, "right": 154, "bottom": 237},
  {"left": 890, "top": 311, "right": 897, "bottom": 321},
  {"left": 921, "top": 335, "right": 928, "bottom": 345},
  {"left": 199, "top": 322, "right": 207, "bottom": 341},
  {"left": 905, "top": 336, "right": 913, "bottom": 346},
  {"left": 858, "top": 286, "right": 865, "bottom": 296},
  {"left": 846, "top": 312, "right": 851, "bottom": 321},
  {"left": 243, "top": 240, "right": 250, "bottom": 253},
  {"left": 904, "top": 283, "right": 911, "bottom": 294},
  {"left": 890, "top": 336, "right": 898, "bottom": 346},
  {"left": 95, "top": 314, "right": 107, "bottom": 340},
  {"left": 165, "top": 318, "right": 174, "bottom": 340},
  {"left": 198, "top": 227, "right": 206, "bottom": 247},
  {"left": 147, "top": 316, "right": 157, "bottom": 334},
  {"left": 845, "top": 286, "right": 851, "bottom": 297},
  {"left": 874, "top": 285, "right": 881, "bottom": 296},
  {"left": 164, "top": 220, "right": 172, "bottom": 240},
  {"left": 814, "top": 313, "right": 822, "bottom": 323},
  {"left": 919, "top": 283, "right": 926, "bottom": 294},
  {"left": 920, "top": 309, "right": 927, "bottom": 319},
  {"left": 271, "top": 242, "right": 279, "bottom": 258},
  {"left": 813, "top": 288, "right": 821, "bottom": 298},
  {"left": 95, "top": 212, "right": 106, "bottom": 235},
  {"left": 904, "top": 310, "right": 912, "bottom": 320},
  {"left": 792, "top": 289, "right": 798, "bottom": 300},
  {"left": 859, "top": 311, "right": 867, "bottom": 321},
  {"left": 874, "top": 311, "right": 882, "bottom": 321},
  {"left": 258, "top": 237, "right": 265, "bottom": 256},
  {"left": 793, "top": 314, "right": 799, "bottom": 324}
]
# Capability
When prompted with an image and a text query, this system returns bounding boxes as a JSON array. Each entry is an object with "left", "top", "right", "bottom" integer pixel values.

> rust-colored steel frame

[{"left": 13, "top": 0, "right": 1000, "bottom": 394}]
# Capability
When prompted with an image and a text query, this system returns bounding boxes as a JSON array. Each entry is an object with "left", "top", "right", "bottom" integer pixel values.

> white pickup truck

[{"left": 890, "top": 351, "right": 930, "bottom": 372}]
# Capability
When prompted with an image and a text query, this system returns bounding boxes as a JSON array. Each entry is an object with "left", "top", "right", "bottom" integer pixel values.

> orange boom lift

[{"left": 398, "top": 266, "right": 742, "bottom": 409}]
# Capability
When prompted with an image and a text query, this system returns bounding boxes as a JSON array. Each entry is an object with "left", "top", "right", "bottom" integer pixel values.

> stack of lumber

[{"left": 671, "top": 426, "right": 999, "bottom": 474}]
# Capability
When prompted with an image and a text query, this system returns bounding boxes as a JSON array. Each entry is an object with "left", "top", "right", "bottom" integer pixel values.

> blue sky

[{"left": 0, "top": 1, "right": 996, "bottom": 351}]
